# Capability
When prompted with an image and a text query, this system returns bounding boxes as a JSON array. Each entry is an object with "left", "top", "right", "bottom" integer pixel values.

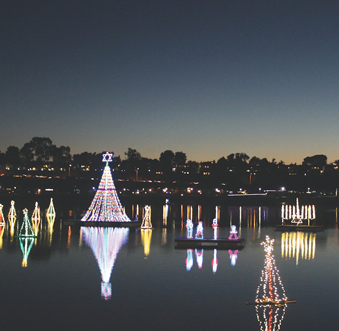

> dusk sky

[{"left": 1, "top": 1, "right": 339, "bottom": 164}]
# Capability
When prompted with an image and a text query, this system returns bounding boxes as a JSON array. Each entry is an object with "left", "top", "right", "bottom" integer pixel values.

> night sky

[{"left": 1, "top": 0, "right": 339, "bottom": 164}]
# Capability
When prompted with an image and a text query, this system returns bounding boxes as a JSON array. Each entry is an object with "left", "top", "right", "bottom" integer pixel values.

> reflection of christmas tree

[
  {"left": 141, "top": 229, "right": 152, "bottom": 257},
  {"left": 82, "top": 227, "right": 129, "bottom": 300},
  {"left": 19, "top": 237, "right": 34, "bottom": 267},
  {"left": 81, "top": 152, "right": 131, "bottom": 222},
  {"left": 251, "top": 236, "right": 295, "bottom": 331}
]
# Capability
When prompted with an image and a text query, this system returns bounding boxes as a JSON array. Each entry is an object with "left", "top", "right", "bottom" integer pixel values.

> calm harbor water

[{"left": 1, "top": 202, "right": 339, "bottom": 331}]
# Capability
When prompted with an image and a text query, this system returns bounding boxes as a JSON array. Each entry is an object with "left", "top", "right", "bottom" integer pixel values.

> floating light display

[
  {"left": 186, "top": 249, "right": 193, "bottom": 271},
  {"left": 141, "top": 205, "right": 152, "bottom": 229},
  {"left": 212, "top": 218, "right": 218, "bottom": 240},
  {"left": 195, "top": 249, "right": 204, "bottom": 269},
  {"left": 31, "top": 201, "right": 41, "bottom": 236},
  {"left": 46, "top": 198, "right": 56, "bottom": 230},
  {"left": 0, "top": 204, "right": 5, "bottom": 225},
  {"left": 82, "top": 227, "right": 129, "bottom": 300},
  {"left": 251, "top": 235, "right": 295, "bottom": 331},
  {"left": 281, "top": 231, "right": 316, "bottom": 265},
  {"left": 195, "top": 221, "right": 204, "bottom": 239},
  {"left": 186, "top": 219, "right": 193, "bottom": 238},
  {"left": 81, "top": 152, "right": 131, "bottom": 222},
  {"left": 212, "top": 249, "right": 218, "bottom": 273},
  {"left": 228, "top": 225, "right": 239, "bottom": 240},
  {"left": 281, "top": 198, "right": 316, "bottom": 226},
  {"left": 141, "top": 228, "right": 152, "bottom": 257},
  {"left": 18, "top": 209, "right": 35, "bottom": 237},
  {"left": 8, "top": 200, "right": 16, "bottom": 235}
]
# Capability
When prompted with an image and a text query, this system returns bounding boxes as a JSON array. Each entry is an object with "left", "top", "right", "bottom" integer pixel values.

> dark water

[{"left": 1, "top": 202, "right": 339, "bottom": 331}]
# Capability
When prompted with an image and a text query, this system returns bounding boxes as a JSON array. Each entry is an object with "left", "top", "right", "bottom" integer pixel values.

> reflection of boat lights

[
  {"left": 186, "top": 249, "right": 193, "bottom": 271},
  {"left": 195, "top": 249, "right": 203, "bottom": 269},
  {"left": 141, "top": 229, "right": 152, "bottom": 257},
  {"left": 0, "top": 225, "right": 4, "bottom": 249},
  {"left": 163, "top": 204, "right": 168, "bottom": 226},
  {"left": 0, "top": 204, "right": 5, "bottom": 225},
  {"left": 281, "top": 232, "right": 316, "bottom": 265},
  {"left": 228, "top": 249, "right": 238, "bottom": 266},
  {"left": 212, "top": 249, "right": 218, "bottom": 273},
  {"left": 82, "top": 227, "right": 129, "bottom": 300}
]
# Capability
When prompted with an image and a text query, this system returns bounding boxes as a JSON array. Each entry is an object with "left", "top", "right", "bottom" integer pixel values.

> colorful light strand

[
  {"left": 195, "top": 221, "right": 204, "bottom": 239},
  {"left": 186, "top": 219, "right": 193, "bottom": 238},
  {"left": 81, "top": 152, "right": 131, "bottom": 222}
]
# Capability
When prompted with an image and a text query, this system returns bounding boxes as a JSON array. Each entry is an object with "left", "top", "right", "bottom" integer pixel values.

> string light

[
  {"left": 0, "top": 204, "right": 5, "bottom": 225},
  {"left": 228, "top": 225, "right": 239, "bottom": 240},
  {"left": 186, "top": 219, "right": 193, "bottom": 238},
  {"left": 81, "top": 152, "right": 131, "bottom": 222},
  {"left": 141, "top": 205, "right": 152, "bottom": 229},
  {"left": 18, "top": 209, "right": 35, "bottom": 237},
  {"left": 186, "top": 249, "right": 193, "bottom": 271},
  {"left": 281, "top": 198, "right": 315, "bottom": 225},
  {"left": 195, "top": 249, "right": 203, "bottom": 269},
  {"left": 195, "top": 221, "right": 204, "bottom": 239},
  {"left": 31, "top": 201, "right": 41, "bottom": 236}
]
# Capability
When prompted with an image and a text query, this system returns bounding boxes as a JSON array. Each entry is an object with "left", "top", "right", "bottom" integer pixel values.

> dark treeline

[{"left": 1, "top": 137, "right": 339, "bottom": 195}]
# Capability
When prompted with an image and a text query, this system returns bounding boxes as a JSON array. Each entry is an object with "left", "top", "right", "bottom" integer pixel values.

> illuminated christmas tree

[
  {"left": 252, "top": 235, "right": 295, "bottom": 331},
  {"left": 18, "top": 209, "right": 35, "bottom": 237},
  {"left": 81, "top": 152, "right": 131, "bottom": 222},
  {"left": 46, "top": 198, "right": 56, "bottom": 230},
  {"left": 82, "top": 227, "right": 129, "bottom": 300},
  {"left": 141, "top": 205, "right": 152, "bottom": 229}
]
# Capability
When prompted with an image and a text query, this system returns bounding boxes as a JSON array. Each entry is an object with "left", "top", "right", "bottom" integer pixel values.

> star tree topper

[{"left": 102, "top": 152, "right": 113, "bottom": 163}]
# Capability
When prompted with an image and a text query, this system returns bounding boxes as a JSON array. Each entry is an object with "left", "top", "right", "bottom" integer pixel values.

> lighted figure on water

[
  {"left": 141, "top": 205, "right": 152, "bottom": 229},
  {"left": 212, "top": 249, "right": 218, "bottom": 273},
  {"left": 141, "top": 228, "right": 152, "bottom": 258},
  {"left": 186, "top": 219, "right": 193, "bottom": 238},
  {"left": 281, "top": 198, "right": 316, "bottom": 226},
  {"left": 195, "top": 221, "right": 204, "bottom": 239},
  {"left": 228, "top": 225, "right": 238, "bottom": 240},
  {"left": 8, "top": 200, "right": 16, "bottom": 235},
  {"left": 186, "top": 249, "right": 193, "bottom": 271},
  {"left": 228, "top": 249, "right": 238, "bottom": 267},
  {"left": 195, "top": 249, "right": 204, "bottom": 269},
  {"left": 212, "top": 218, "right": 218, "bottom": 240},
  {"left": 18, "top": 209, "right": 35, "bottom": 237},
  {"left": 46, "top": 198, "right": 56, "bottom": 230},
  {"left": 0, "top": 204, "right": 5, "bottom": 225},
  {"left": 82, "top": 227, "right": 129, "bottom": 300},
  {"left": 31, "top": 201, "right": 41, "bottom": 237},
  {"left": 81, "top": 152, "right": 131, "bottom": 222}
]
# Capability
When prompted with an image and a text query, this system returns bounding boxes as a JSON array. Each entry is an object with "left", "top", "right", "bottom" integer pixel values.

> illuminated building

[
  {"left": 82, "top": 227, "right": 129, "bottom": 300},
  {"left": 141, "top": 205, "right": 152, "bottom": 229},
  {"left": 81, "top": 152, "right": 131, "bottom": 222},
  {"left": 281, "top": 231, "right": 316, "bottom": 265}
]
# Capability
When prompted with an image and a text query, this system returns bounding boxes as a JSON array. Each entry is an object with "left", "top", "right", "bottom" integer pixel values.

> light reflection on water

[{"left": 0, "top": 203, "right": 338, "bottom": 331}]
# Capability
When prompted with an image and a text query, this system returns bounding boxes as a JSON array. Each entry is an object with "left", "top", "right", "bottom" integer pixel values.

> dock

[
  {"left": 175, "top": 237, "right": 244, "bottom": 249},
  {"left": 275, "top": 224, "right": 323, "bottom": 232}
]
